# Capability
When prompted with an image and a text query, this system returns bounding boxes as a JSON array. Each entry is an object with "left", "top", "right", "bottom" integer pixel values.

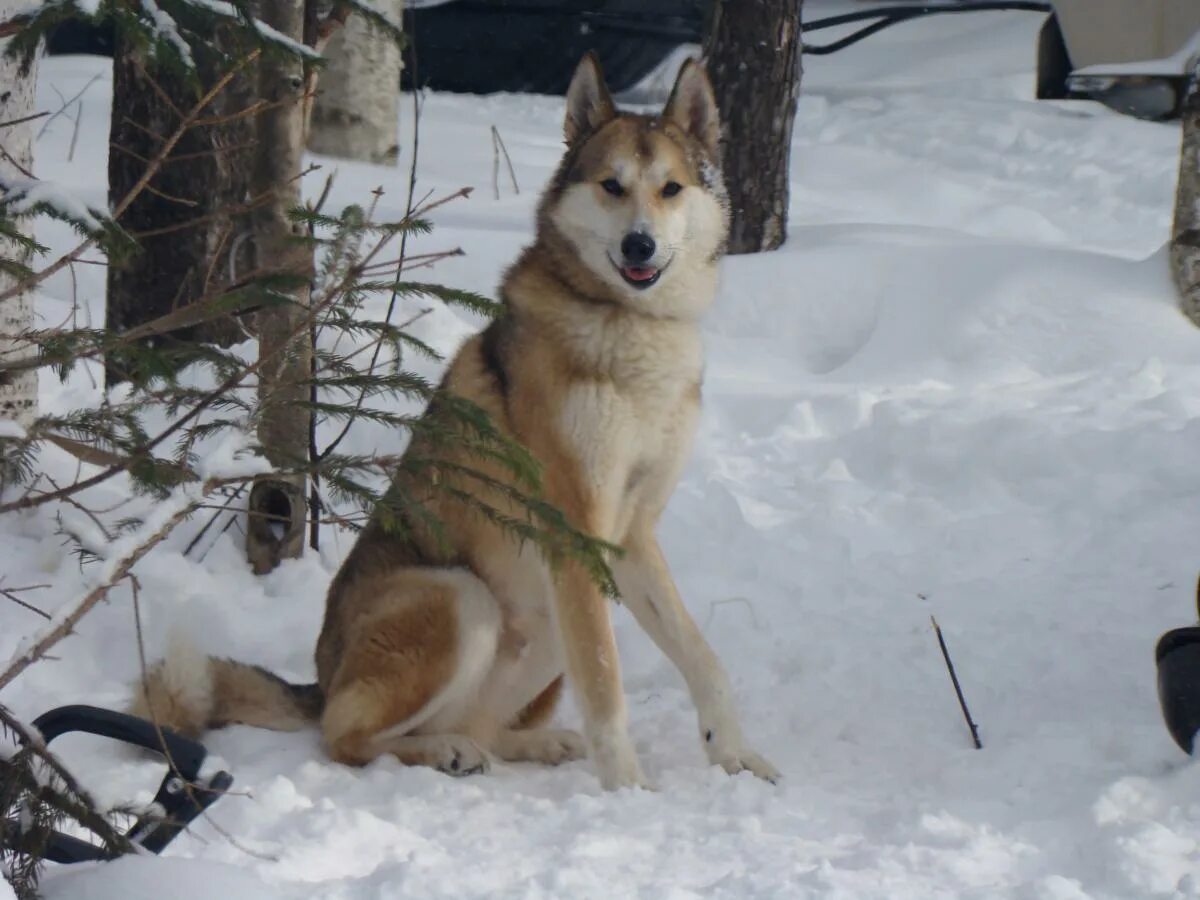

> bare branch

[
  {"left": 0, "top": 582, "right": 51, "bottom": 620},
  {"left": 490, "top": 124, "right": 520, "bottom": 200},
  {"left": 930, "top": 615, "right": 983, "bottom": 750},
  {"left": 0, "top": 50, "right": 264, "bottom": 305},
  {"left": 0, "top": 482, "right": 249, "bottom": 691},
  {"left": 0, "top": 111, "right": 49, "bottom": 130}
]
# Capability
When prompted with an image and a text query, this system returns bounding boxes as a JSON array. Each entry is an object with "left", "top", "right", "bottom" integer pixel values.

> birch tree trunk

[
  {"left": 307, "top": 0, "right": 402, "bottom": 164},
  {"left": 1172, "top": 61, "right": 1200, "bottom": 327},
  {"left": 703, "top": 0, "right": 802, "bottom": 254},
  {"left": 0, "top": 1, "right": 38, "bottom": 428},
  {"left": 245, "top": 0, "right": 314, "bottom": 574}
]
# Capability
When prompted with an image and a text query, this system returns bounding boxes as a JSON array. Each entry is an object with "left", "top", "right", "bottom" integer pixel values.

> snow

[
  {"left": 5, "top": 4, "right": 1200, "bottom": 898},
  {"left": 139, "top": 0, "right": 195, "bottom": 69},
  {"left": 182, "top": 0, "right": 322, "bottom": 61},
  {"left": 0, "top": 173, "right": 107, "bottom": 233}
]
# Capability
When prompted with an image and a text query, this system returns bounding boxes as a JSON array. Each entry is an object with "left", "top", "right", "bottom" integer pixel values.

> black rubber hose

[{"left": 802, "top": 2, "right": 1053, "bottom": 56}]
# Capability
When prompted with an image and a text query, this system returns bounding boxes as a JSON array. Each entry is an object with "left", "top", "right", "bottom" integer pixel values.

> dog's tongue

[{"left": 622, "top": 265, "right": 658, "bottom": 282}]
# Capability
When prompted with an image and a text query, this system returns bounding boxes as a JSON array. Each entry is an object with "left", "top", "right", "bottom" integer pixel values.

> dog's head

[{"left": 539, "top": 53, "right": 729, "bottom": 319}]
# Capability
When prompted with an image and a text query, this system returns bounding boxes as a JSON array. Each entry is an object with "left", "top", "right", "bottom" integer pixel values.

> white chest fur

[{"left": 556, "top": 315, "right": 703, "bottom": 540}]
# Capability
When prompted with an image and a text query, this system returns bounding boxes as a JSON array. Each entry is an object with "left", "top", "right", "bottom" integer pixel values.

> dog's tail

[{"left": 130, "top": 638, "right": 323, "bottom": 739}]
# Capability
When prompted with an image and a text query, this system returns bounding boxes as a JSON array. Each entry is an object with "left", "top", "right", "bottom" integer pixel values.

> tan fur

[
  {"left": 133, "top": 655, "right": 320, "bottom": 738},
  {"left": 320, "top": 572, "right": 463, "bottom": 765},
  {"left": 511, "top": 675, "right": 564, "bottom": 731},
  {"left": 131, "top": 662, "right": 210, "bottom": 740},
  {"left": 133, "top": 54, "right": 777, "bottom": 790}
]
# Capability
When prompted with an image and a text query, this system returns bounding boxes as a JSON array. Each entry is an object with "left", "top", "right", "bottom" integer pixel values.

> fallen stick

[{"left": 931, "top": 615, "right": 982, "bottom": 749}]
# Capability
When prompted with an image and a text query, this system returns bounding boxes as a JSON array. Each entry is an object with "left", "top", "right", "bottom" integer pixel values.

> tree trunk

[
  {"left": 307, "top": 0, "right": 402, "bottom": 164},
  {"left": 1172, "top": 61, "right": 1200, "bottom": 327},
  {"left": 245, "top": 0, "right": 313, "bottom": 575},
  {"left": 0, "top": 0, "right": 37, "bottom": 429},
  {"left": 104, "top": 28, "right": 258, "bottom": 385},
  {"left": 703, "top": 0, "right": 802, "bottom": 254}
]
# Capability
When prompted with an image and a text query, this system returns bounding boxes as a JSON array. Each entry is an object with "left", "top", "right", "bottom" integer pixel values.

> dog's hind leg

[{"left": 319, "top": 568, "right": 501, "bottom": 775}]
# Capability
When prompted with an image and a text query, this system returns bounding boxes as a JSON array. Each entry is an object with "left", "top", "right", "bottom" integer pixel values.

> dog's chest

[{"left": 557, "top": 326, "right": 702, "bottom": 520}]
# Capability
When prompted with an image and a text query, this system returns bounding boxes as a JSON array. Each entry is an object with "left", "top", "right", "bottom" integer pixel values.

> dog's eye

[
  {"left": 600, "top": 178, "right": 624, "bottom": 197},
  {"left": 661, "top": 181, "right": 682, "bottom": 198}
]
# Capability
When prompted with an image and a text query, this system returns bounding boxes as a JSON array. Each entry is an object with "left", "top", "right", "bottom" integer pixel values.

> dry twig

[
  {"left": 930, "top": 615, "right": 983, "bottom": 749},
  {"left": 490, "top": 124, "right": 520, "bottom": 199}
]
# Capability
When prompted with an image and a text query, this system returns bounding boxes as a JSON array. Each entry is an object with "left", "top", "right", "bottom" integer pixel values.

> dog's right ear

[
  {"left": 664, "top": 58, "right": 720, "bottom": 158},
  {"left": 564, "top": 52, "right": 616, "bottom": 145}
]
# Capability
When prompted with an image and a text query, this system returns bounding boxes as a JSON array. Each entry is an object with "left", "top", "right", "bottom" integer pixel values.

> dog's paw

[
  {"left": 597, "top": 759, "right": 655, "bottom": 792},
  {"left": 710, "top": 746, "right": 780, "bottom": 783},
  {"left": 702, "top": 725, "right": 780, "bottom": 783},
  {"left": 495, "top": 728, "right": 587, "bottom": 766},
  {"left": 533, "top": 729, "right": 587, "bottom": 765},
  {"left": 434, "top": 735, "right": 491, "bottom": 777},
  {"left": 589, "top": 727, "right": 654, "bottom": 791}
]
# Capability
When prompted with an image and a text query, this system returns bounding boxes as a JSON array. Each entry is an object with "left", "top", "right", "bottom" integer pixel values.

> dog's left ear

[
  {"left": 564, "top": 52, "right": 616, "bottom": 145},
  {"left": 663, "top": 59, "right": 720, "bottom": 158}
]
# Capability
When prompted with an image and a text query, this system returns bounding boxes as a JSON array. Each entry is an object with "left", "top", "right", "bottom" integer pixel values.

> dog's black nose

[{"left": 621, "top": 232, "right": 656, "bottom": 264}]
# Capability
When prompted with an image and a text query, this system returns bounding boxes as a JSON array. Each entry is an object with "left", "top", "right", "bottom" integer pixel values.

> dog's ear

[
  {"left": 663, "top": 59, "right": 720, "bottom": 158},
  {"left": 564, "top": 52, "right": 616, "bottom": 145}
]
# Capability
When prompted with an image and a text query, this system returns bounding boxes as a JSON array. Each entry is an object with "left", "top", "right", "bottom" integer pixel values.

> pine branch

[
  {"left": 0, "top": 252, "right": 353, "bottom": 515},
  {"left": 317, "top": 90, "right": 427, "bottom": 464},
  {"left": 0, "top": 703, "right": 134, "bottom": 863}
]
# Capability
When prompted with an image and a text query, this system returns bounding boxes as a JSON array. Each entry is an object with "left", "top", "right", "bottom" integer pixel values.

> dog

[{"left": 135, "top": 53, "right": 778, "bottom": 791}]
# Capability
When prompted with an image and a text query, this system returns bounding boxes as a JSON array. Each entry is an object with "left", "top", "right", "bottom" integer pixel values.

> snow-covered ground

[{"left": 4, "top": 5, "right": 1200, "bottom": 898}]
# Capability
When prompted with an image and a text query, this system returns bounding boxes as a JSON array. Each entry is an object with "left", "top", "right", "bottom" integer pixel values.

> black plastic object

[
  {"left": 1157, "top": 626, "right": 1200, "bottom": 755},
  {"left": 401, "top": 0, "right": 706, "bottom": 95},
  {"left": 399, "top": 1, "right": 1054, "bottom": 96},
  {"left": 49, "top": 2, "right": 1055, "bottom": 97},
  {"left": 1035, "top": 12, "right": 1071, "bottom": 100},
  {"left": 4, "top": 705, "right": 233, "bottom": 863}
]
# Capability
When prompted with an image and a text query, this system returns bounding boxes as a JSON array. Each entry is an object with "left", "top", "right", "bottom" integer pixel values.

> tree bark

[
  {"left": 104, "top": 28, "right": 258, "bottom": 385},
  {"left": 307, "top": 0, "right": 402, "bottom": 164},
  {"left": 703, "top": 0, "right": 802, "bottom": 254},
  {"left": 1172, "top": 61, "right": 1200, "bottom": 327},
  {"left": 0, "top": 0, "right": 37, "bottom": 428},
  {"left": 245, "top": 0, "right": 313, "bottom": 574}
]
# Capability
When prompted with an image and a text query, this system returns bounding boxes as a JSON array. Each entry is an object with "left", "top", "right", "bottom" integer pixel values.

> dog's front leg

[
  {"left": 615, "top": 524, "right": 779, "bottom": 782},
  {"left": 523, "top": 403, "right": 648, "bottom": 789},
  {"left": 553, "top": 561, "right": 650, "bottom": 790}
]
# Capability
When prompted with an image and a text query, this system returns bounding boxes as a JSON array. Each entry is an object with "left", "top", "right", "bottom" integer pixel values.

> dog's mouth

[{"left": 610, "top": 256, "right": 671, "bottom": 290}]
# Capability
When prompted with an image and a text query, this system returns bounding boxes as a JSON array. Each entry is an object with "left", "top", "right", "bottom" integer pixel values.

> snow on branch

[
  {"left": 0, "top": 173, "right": 113, "bottom": 238},
  {"left": 183, "top": 0, "right": 322, "bottom": 60},
  {"left": 0, "top": 476, "right": 259, "bottom": 692},
  {"left": 139, "top": 0, "right": 195, "bottom": 68},
  {"left": 3, "top": 0, "right": 321, "bottom": 70}
]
